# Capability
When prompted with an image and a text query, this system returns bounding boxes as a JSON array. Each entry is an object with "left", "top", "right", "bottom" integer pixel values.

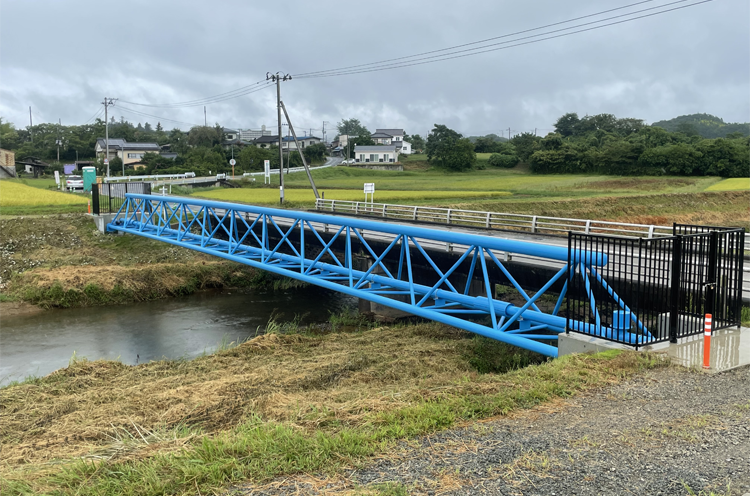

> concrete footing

[
  {"left": 559, "top": 327, "right": 750, "bottom": 373},
  {"left": 92, "top": 214, "right": 118, "bottom": 233}
]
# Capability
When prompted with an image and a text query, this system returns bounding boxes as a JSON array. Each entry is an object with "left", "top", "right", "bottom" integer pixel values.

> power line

[
  {"left": 112, "top": 0, "right": 711, "bottom": 109},
  {"left": 293, "top": 0, "right": 713, "bottom": 79},
  {"left": 119, "top": 80, "right": 274, "bottom": 109},
  {"left": 115, "top": 105, "right": 203, "bottom": 127},
  {"left": 293, "top": 0, "right": 659, "bottom": 78},
  {"left": 84, "top": 107, "right": 105, "bottom": 124}
]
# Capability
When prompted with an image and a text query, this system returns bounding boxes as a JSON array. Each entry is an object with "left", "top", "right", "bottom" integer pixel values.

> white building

[
  {"left": 240, "top": 126, "right": 272, "bottom": 141},
  {"left": 371, "top": 129, "right": 411, "bottom": 154},
  {"left": 354, "top": 145, "right": 398, "bottom": 163}
]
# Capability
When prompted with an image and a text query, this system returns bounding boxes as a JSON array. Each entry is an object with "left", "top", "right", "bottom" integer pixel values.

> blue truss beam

[{"left": 108, "top": 194, "right": 641, "bottom": 357}]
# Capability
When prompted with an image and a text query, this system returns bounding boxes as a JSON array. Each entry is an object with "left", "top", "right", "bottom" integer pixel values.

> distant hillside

[{"left": 652, "top": 113, "right": 750, "bottom": 138}]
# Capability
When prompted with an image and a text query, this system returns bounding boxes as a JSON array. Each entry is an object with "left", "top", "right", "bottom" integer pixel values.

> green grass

[
  {"left": 6, "top": 177, "right": 59, "bottom": 190},
  {"left": 258, "top": 167, "right": 721, "bottom": 196},
  {"left": 195, "top": 187, "right": 511, "bottom": 204},
  {"left": 705, "top": 177, "right": 750, "bottom": 191}
]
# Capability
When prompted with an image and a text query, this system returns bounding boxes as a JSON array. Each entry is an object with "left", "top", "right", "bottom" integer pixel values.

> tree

[
  {"left": 302, "top": 142, "right": 327, "bottom": 163},
  {"left": 337, "top": 118, "right": 369, "bottom": 137},
  {"left": 188, "top": 125, "right": 222, "bottom": 148},
  {"left": 554, "top": 113, "right": 580, "bottom": 137},
  {"left": 426, "top": 124, "right": 475, "bottom": 171},
  {"left": 405, "top": 133, "right": 425, "bottom": 153},
  {"left": 676, "top": 122, "right": 699, "bottom": 137},
  {"left": 510, "top": 132, "right": 541, "bottom": 161}
]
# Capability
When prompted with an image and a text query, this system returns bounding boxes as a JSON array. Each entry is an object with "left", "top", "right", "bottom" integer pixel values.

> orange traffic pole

[
  {"left": 87, "top": 200, "right": 91, "bottom": 214},
  {"left": 702, "top": 314, "right": 712, "bottom": 370}
]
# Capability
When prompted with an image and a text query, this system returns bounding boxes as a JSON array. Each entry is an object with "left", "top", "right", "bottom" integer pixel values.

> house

[
  {"left": 353, "top": 145, "right": 398, "bottom": 163},
  {"left": 95, "top": 138, "right": 161, "bottom": 165},
  {"left": 0, "top": 148, "right": 16, "bottom": 178},
  {"left": 253, "top": 135, "right": 322, "bottom": 150},
  {"left": 223, "top": 128, "right": 240, "bottom": 141},
  {"left": 372, "top": 129, "right": 412, "bottom": 154}
]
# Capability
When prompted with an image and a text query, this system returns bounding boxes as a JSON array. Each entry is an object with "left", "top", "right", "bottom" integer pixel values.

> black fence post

[
  {"left": 737, "top": 229, "right": 746, "bottom": 328},
  {"left": 108, "top": 184, "right": 112, "bottom": 214},
  {"left": 669, "top": 235, "right": 682, "bottom": 343},
  {"left": 705, "top": 231, "right": 718, "bottom": 333},
  {"left": 92, "top": 185, "right": 99, "bottom": 215}
]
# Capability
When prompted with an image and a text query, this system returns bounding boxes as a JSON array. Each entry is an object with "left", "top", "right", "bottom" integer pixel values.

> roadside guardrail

[{"left": 315, "top": 199, "right": 678, "bottom": 238}]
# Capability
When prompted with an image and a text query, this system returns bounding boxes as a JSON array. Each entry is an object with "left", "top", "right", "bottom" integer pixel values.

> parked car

[
  {"left": 66, "top": 175, "right": 83, "bottom": 190},
  {"left": 184, "top": 172, "right": 196, "bottom": 178}
]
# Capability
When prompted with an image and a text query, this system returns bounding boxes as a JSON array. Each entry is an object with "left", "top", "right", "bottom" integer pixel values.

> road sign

[
  {"left": 229, "top": 159, "right": 236, "bottom": 166},
  {"left": 54, "top": 171, "right": 60, "bottom": 187},
  {"left": 364, "top": 182, "right": 375, "bottom": 203},
  {"left": 103, "top": 159, "right": 109, "bottom": 165}
]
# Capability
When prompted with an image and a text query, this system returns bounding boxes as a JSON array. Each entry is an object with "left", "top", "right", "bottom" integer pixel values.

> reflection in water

[
  {"left": 0, "top": 287, "right": 356, "bottom": 386},
  {"left": 667, "top": 327, "right": 750, "bottom": 372}
]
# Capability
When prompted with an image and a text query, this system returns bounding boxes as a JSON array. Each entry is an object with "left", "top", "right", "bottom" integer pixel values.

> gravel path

[{"left": 235, "top": 365, "right": 750, "bottom": 495}]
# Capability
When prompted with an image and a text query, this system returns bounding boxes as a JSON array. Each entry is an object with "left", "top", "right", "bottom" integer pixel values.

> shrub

[{"left": 488, "top": 153, "right": 520, "bottom": 168}]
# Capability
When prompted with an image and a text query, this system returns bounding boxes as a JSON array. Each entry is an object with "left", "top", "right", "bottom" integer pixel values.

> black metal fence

[
  {"left": 92, "top": 182, "right": 151, "bottom": 215},
  {"left": 567, "top": 225, "right": 745, "bottom": 347}
]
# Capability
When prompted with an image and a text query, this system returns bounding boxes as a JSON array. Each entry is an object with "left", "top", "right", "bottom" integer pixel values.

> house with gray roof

[
  {"left": 95, "top": 138, "right": 161, "bottom": 166},
  {"left": 372, "top": 129, "right": 412, "bottom": 154},
  {"left": 353, "top": 145, "right": 398, "bottom": 163}
]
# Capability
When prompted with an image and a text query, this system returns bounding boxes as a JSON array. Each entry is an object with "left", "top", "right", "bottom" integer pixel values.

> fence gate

[
  {"left": 92, "top": 182, "right": 152, "bottom": 215},
  {"left": 567, "top": 224, "right": 744, "bottom": 348}
]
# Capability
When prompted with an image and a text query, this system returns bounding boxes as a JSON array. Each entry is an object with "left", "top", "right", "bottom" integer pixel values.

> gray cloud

[{"left": 1, "top": 0, "right": 747, "bottom": 137}]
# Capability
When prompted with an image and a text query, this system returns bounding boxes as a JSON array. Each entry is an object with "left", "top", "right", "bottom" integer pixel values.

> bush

[{"left": 488, "top": 153, "right": 519, "bottom": 168}]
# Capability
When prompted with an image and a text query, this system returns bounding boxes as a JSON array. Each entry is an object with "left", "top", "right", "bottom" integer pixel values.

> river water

[{"left": 0, "top": 287, "right": 356, "bottom": 386}]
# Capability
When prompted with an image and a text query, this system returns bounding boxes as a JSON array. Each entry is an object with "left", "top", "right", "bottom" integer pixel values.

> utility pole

[
  {"left": 56, "top": 118, "right": 62, "bottom": 162},
  {"left": 508, "top": 127, "right": 511, "bottom": 140},
  {"left": 102, "top": 97, "right": 117, "bottom": 177},
  {"left": 204, "top": 106, "right": 207, "bottom": 126},
  {"left": 267, "top": 72, "right": 291, "bottom": 204},
  {"left": 322, "top": 121, "right": 330, "bottom": 144},
  {"left": 29, "top": 107, "right": 33, "bottom": 143}
]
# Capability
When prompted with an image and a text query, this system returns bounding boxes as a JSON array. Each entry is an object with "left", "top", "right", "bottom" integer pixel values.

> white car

[
  {"left": 184, "top": 172, "right": 196, "bottom": 178},
  {"left": 66, "top": 175, "right": 83, "bottom": 190}
]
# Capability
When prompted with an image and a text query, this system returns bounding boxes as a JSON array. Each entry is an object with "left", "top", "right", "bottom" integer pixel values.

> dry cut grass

[{"left": 0, "top": 322, "right": 663, "bottom": 495}]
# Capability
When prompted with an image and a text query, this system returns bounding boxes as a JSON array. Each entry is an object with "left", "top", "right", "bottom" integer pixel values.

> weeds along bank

[
  {"left": 0, "top": 215, "right": 296, "bottom": 309},
  {"left": 0, "top": 320, "right": 664, "bottom": 495}
]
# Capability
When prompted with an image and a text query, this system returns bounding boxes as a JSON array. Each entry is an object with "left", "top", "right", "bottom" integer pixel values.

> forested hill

[{"left": 652, "top": 113, "right": 750, "bottom": 139}]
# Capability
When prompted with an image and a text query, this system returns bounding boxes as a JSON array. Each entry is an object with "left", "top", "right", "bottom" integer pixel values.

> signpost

[
  {"left": 264, "top": 160, "right": 271, "bottom": 185},
  {"left": 229, "top": 158, "right": 236, "bottom": 178},
  {"left": 54, "top": 171, "right": 60, "bottom": 190},
  {"left": 364, "top": 182, "right": 375, "bottom": 203}
]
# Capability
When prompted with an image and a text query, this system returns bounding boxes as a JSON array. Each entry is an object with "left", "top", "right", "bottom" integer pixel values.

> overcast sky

[{"left": 1, "top": 0, "right": 748, "bottom": 138}]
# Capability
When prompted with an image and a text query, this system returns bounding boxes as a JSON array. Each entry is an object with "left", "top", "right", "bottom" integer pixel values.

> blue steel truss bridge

[{"left": 105, "top": 194, "right": 745, "bottom": 359}]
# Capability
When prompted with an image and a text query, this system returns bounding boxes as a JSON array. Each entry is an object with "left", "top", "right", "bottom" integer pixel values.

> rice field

[
  {"left": 196, "top": 187, "right": 512, "bottom": 204},
  {"left": 0, "top": 181, "right": 88, "bottom": 207},
  {"left": 705, "top": 177, "right": 750, "bottom": 191}
]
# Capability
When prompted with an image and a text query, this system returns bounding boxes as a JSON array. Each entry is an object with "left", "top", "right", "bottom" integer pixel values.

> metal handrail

[
  {"left": 104, "top": 173, "right": 193, "bottom": 183},
  {"left": 315, "top": 199, "right": 679, "bottom": 239}
]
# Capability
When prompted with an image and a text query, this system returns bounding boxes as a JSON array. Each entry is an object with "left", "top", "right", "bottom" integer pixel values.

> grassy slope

[
  {"left": 0, "top": 322, "right": 663, "bottom": 495},
  {"left": 0, "top": 215, "right": 280, "bottom": 307}
]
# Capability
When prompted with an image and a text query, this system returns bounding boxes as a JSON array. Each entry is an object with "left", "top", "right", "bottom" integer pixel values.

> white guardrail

[
  {"left": 104, "top": 173, "right": 194, "bottom": 183},
  {"left": 315, "top": 199, "right": 750, "bottom": 244}
]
